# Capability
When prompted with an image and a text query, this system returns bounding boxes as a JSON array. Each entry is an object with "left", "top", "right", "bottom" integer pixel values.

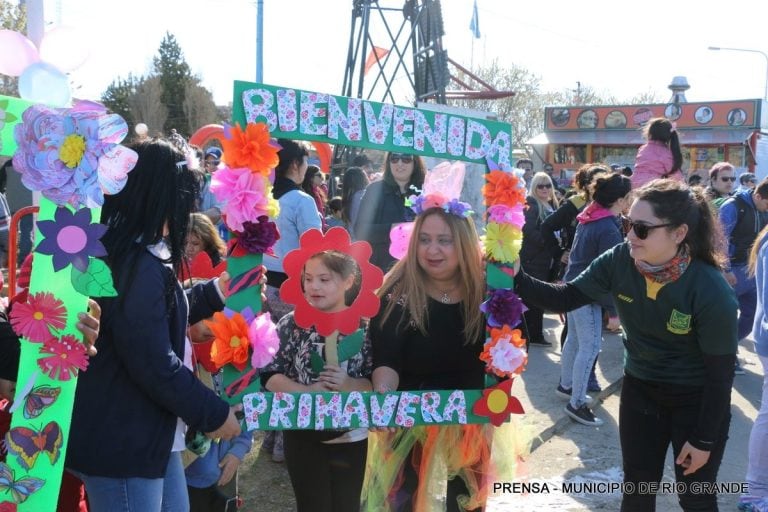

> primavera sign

[
  {"left": 242, "top": 390, "right": 487, "bottom": 430},
  {"left": 232, "top": 81, "right": 513, "bottom": 166}
]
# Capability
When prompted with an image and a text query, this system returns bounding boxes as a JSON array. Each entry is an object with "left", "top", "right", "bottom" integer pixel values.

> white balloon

[
  {"left": 39, "top": 26, "right": 90, "bottom": 72},
  {"left": 135, "top": 123, "right": 148, "bottom": 136}
]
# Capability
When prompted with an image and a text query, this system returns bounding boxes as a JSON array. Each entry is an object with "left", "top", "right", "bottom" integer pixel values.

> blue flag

[{"left": 469, "top": 0, "right": 481, "bottom": 39}]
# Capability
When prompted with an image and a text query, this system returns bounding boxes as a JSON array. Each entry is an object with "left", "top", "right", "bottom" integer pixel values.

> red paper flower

[
  {"left": 37, "top": 335, "right": 89, "bottom": 381},
  {"left": 221, "top": 123, "right": 280, "bottom": 176},
  {"left": 280, "top": 227, "right": 384, "bottom": 336},
  {"left": 10, "top": 292, "right": 67, "bottom": 343},
  {"left": 472, "top": 379, "right": 524, "bottom": 426}
]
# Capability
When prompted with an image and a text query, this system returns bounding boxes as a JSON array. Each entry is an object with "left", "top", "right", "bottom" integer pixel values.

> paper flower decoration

[
  {"left": 37, "top": 334, "right": 89, "bottom": 381},
  {"left": 206, "top": 309, "right": 252, "bottom": 371},
  {"left": 10, "top": 292, "right": 67, "bottom": 343},
  {"left": 487, "top": 204, "right": 525, "bottom": 227},
  {"left": 480, "top": 288, "right": 526, "bottom": 328},
  {"left": 480, "top": 326, "right": 527, "bottom": 378},
  {"left": 221, "top": 123, "right": 281, "bottom": 175},
  {"left": 483, "top": 170, "right": 526, "bottom": 207},
  {"left": 13, "top": 102, "right": 138, "bottom": 208},
  {"left": 281, "top": 227, "right": 384, "bottom": 336},
  {"left": 178, "top": 251, "right": 227, "bottom": 282},
  {"left": 407, "top": 193, "right": 473, "bottom": 218},
  {"left": 35, "top": 206, "right": 107, "bottom": 272},
  {"left": 234, "top": 216, "right": 280, "bottom": 255},
  {"left": 210, "top": 167, "right": 273, "bottom": 232},
  {"left": 248, "top": 312, "right": 280, "bottom": 369},
  {"left": 389, "top": 221, "right": 414, "bottom": 260},
  {"left": 483, "top": 222, "right": 522, "bottom": 263},
  {"left": 472, "top": 378, "right": 523, "bottom": 426}
]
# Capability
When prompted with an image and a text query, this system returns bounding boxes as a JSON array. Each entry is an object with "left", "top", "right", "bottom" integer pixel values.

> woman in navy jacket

[{"left": 67, "top": 139, "right": 241, "bottom": 512}]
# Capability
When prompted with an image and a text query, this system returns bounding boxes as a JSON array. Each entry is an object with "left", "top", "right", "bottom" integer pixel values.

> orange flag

[{"left": 364, "top": 46, "right": 389, "bottom": 76}]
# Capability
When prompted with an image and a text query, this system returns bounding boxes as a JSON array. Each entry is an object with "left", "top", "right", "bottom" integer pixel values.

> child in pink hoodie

[{"left": 632, "top": 117, "right": 683, "bottom": 188}]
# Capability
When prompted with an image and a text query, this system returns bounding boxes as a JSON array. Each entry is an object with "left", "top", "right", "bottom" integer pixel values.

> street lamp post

[{"left": 708, "top": 46, "right": 768, "bottom": 101}]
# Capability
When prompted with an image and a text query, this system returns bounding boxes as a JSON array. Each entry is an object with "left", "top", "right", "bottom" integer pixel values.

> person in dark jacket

[
  {"left": 520, "top": 172, "right": 560, "bottom": 346},
  {"left": 719, "top": 179, "right": 768, "bottom": 374},
  {"left": 557, "top": 173, "right": 631, "bottom": 426},
  {"left": 354, "top": 152, "right": 425, "bottom": 271},
  {"left": 542, "top": 164, "right": 610, "bottom": 280},
  {"left": 67, "top": 139, "right": 242, "bottom": 512}
]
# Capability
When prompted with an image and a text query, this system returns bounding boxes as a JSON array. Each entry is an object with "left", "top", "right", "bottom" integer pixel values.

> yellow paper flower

[
  {"left": 266, "top": 194, "right": 280, "bottom": 218},
  {"left": 59, "top": 134, "right": 86, "bottom": 168},
  {"left": 483, "top": 222, "right": 522, "bottom": 263}
]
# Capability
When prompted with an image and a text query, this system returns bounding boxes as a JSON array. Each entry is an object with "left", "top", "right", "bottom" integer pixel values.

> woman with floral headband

[
  {"left": 366, "top": 184, "right": 490, "bottom": 511},
  {"left": 354, "top": 152, "right": 425, "bottom": 272},
  {"left": 514, "top": 179, "right": 737, "bottom": 510}
]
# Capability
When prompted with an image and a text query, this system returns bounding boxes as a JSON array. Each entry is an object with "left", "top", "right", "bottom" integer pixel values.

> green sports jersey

[{"left": 571, "top": 243, "right": 738, "bottom": 386}]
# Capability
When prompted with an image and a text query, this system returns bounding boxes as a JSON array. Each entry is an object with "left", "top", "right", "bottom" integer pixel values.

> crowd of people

[{"left": 0, "top": 113, "right": 766, "bottom": 512}]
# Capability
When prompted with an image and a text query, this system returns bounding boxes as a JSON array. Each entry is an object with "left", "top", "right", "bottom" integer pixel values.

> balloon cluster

[{"left": 0, "top": 28, "right": 89, "bottom": 107}]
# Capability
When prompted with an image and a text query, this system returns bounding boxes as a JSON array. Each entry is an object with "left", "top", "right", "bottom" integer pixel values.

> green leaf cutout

[
  {"left": 0, "top": 100, "right": 7, "bottom": 109},
  {"left": 71, "top": 258, "right": 118, "bottom": 297},
  {"left": 5, "top": 112, "right": 17, "bottom": 123},
  {"left": 310, "top": 352, "right": 325, "bottom": 374},
  {"left": 337, "top": 329, "right": 364, "bottom": 362}
]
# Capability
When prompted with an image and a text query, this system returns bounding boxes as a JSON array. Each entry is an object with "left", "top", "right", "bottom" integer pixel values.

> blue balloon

[{"left": 18, "top": 62, "right": 71, "bottom": 107}]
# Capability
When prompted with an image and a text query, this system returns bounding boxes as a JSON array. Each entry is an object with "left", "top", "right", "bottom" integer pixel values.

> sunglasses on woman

[
  {"left": 622, "top": 216, "right": 675, "bottom": 240},
  {"left": 389, "top": 154, "right": 413, "bottom": 164},
  {"left": 536, "top": 183, "right": 553, "bottom": 189}
]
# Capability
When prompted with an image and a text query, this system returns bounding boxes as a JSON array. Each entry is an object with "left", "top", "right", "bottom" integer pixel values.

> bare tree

[
  {"left": 183, "top": 81, "right": 220, "bottom": 135},
  {"left": 128, "top": 76, "right": 167, "bottom": 136}
]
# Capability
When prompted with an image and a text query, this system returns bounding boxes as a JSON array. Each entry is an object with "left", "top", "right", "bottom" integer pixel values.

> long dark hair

[
  {"left": 592, "top": 174, "right": 632, "bottom": 208},
  {"left": 101, "top": 138, "right": 200, "bottom": 284},
  {"left": 301, "top": 165, "right": 321, "bottom": 195},
  {"left": 644, "top": 118, "right": 682, "bottom": 174},
  {"left": 341, "top": 166, "right": 369, "bottom": 224},
  {"left": 634, "top": 179, "right": 727, "bottom": 269}
]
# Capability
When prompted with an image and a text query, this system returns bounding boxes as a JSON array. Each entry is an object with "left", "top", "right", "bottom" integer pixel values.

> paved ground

[{"left": 237, "top": 314, "right": 763, "bottom": 511}]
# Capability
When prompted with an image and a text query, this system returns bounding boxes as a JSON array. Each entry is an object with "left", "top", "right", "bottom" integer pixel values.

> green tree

[
  {"left": 0, "top": 0, "right": 27, "bottom": 97},
  {"left": 101, "top": 73, "right": 139, "bottom": 128},
  {"left": 152, "top": 32, "right": 193, "bottom": 134}
]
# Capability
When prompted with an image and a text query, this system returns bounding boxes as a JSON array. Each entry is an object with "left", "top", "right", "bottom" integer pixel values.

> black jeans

[
  {"left": 619, "top": 373, "right": 730, "bottom": 512},
  {"left": 283, "top": 431, "right": 367, "bottom": 512}
]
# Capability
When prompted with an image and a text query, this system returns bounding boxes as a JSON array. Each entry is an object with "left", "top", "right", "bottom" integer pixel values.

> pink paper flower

[
  {"left": 37, "top": 335, "right": 89, "bottom": 381},
  {"left": 209, "top": 167, "right": 271, "bottom": 232},
  {"left": 249, "top": 312, "right": 279, "bottom": 369},
  {"left": 10, "top": 292, "right": 67, "bottom": 342},
  {"left": 487, "top": 204, "right": 525, "bottom": 228}
]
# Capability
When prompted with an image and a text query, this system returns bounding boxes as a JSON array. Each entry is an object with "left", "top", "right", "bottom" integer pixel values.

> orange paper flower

[
  {"left": 481, "top": 326, "right": 527, "bottom": 378},
  {"left": 221, "top": 123, "right": 280, "bottom": 176},
  {"left": 483, "top": 170, "right": 526, "bottom": 207},
  {"left": 205, "top": 310, "right": 251, "bottom": 371}
]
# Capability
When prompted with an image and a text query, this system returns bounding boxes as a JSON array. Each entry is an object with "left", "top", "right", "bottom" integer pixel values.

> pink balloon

[
  {"left": 0, "top": 30, "right": 40, "bottom": 76},
  {"left": 39, "top": 26, "right": 90, "bottom": 72}
]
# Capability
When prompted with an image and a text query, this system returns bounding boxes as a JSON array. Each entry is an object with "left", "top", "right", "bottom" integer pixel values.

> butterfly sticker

[
  {"left": 21, "top": 386, "right": 61, "bottom": 420},
  {"left": 0, "top": 462, "right": 45, "bottom": 504},
  {"left": 5, "top": 422, "right": 63, "bottom": 471}
]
